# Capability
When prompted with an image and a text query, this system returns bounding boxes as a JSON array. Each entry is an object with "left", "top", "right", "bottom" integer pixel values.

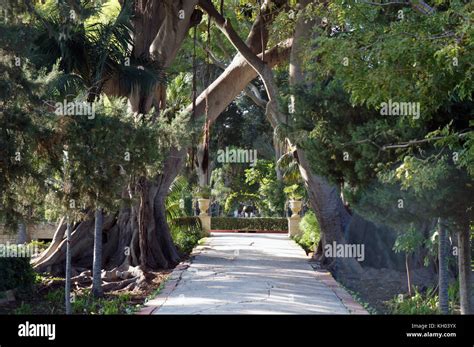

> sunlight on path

[{"left": 147, "top": 233, "right": 358, "bottom": 314}]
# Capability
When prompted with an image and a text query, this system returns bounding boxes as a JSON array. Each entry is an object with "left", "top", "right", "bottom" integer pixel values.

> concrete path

[{"left": 145, "top": 233, "right": 366, "bottom": 314}]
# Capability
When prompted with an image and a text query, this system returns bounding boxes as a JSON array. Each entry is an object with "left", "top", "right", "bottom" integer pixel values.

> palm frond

[
  {"left": 165, "top": 176, "right": 192, "bottom": 222},
  {"left": 115, "top": 61, "right": 167, "bottom": 97},
  {"left": 44, "top": 70, "right": 86, "bottom": 98},
  {"left": 87, "top": 0, "right": 134, "bottom": 86}
]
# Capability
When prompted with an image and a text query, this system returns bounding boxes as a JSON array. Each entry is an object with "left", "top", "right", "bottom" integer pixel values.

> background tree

[{"left": 287, "top": 0, "right": 473, "bottom": 312}]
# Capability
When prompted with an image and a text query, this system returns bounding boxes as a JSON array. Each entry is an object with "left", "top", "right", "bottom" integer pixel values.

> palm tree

[{"left": 31, "top": 0, "right": 163, "bottom": 104}]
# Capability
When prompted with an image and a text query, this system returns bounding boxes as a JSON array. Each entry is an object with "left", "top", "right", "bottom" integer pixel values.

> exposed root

[{"left": 68, "top": 266, "right": 147, "bottom": 293}]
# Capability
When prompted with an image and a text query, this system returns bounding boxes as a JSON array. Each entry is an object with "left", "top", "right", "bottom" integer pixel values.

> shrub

[
  {"left": 44, "top": 288, "right": 64, "bottom": 306},
  {"left": 0, "top": 248, "right": 36, "bottom": 294},
  {"left": 14, "top": 302, "right": 33, "bottom": 314},
  {"left": 211, "top": 217, "right": 287, "bottom": 231},
  {"left": 27, "top": 240, "right": 50, "bottom": 254},
  {"left": 387, "top": 287, "right": 439, "bottom": 314},
  {"left": 294, "top": 211, "right": 320, "bottom": 253},
  {"left": 170, "top": 217, "right": 203, "bottom": 254}
]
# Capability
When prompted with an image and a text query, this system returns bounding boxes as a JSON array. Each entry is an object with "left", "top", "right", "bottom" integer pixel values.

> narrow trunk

[
  {"left": 92, "top": 208, "right": 104, "bottom": 298},
  {"left": 406, "top": 254, "right": 412, "bottom": 296},
  {"left": 65, "top": 220, "right": 72, "bottom": 314},
  {"left": 438, "top": 218, "right": 449, "bottom": 314},
  {"left": 16, "top": 223, "right": 27, "bottom": 244},
  {"left": 137, "top": 178, "right": 149, "bottom": 269},
  {"left": 458, "top": 225, "right": 472, "bottom": 314}
]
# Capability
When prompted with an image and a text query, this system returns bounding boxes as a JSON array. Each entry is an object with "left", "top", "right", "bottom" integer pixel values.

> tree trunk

[
  {"left": 185, "top": 41, "right": 292, "bottom": 125},
  {"left": 34, "top": 152, "right": 183, "bottom": 274},
  {"left": 269, "top": 1, "right": 362, "bottom": 274},
  {"left": 405, "top": 254, "right": 412, "bottom": 296},
  {"left": 31, "top": 218, "right": 66, "bottom": 267},
  {"left": 296, "top": 150, "right": 362, "bottom": 276},
  {"left": 458, "top": 224, "right": 472, "bottom": 314},
  {"left": 137, "top": 178, "right": 150, "bottom": 269},
  {"left": 273, "top": 135, "right": 284, "bottom": 181},
  {"left": 438, "top": 218, "right": 449, "bottom": 314},
  {"left": 92, "top": 208, "right": 104, "bottom": 298},
  {"left": 65, "top": 220, "right": 72, "bottom": 314},
  {"left": 16, "top": 223, "right": 27, "bottom": 244},
  {"left": 36, "top": 1, "right": 199, "bottom": 275}
]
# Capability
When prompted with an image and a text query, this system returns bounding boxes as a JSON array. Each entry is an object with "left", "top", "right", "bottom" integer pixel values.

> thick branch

[
  {"left": 185, "top": 39, "right": 292, "bottom": 124},
  {"left": 198, "top": 41, "right": 266, "bottom": 109},
  {"left": 199, "top": 0, "right": 286, "bottom": 127}
]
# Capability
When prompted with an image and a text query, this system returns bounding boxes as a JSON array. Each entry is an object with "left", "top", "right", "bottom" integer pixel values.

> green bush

[
  {"left": 0, "top": 248, "right": 36, "bottom": 294},
  {"left": 387, "top": 287, "right": 439, "bottom": 314},
  {"left": 27, "top": 240, "right": 50, "bottom": 254},
  {"left": 294, "top": 211, "right": 320, "bottom": 252},
  {"left": 211, "top": 217, "right": 287, "bottom": 231},
  {"left": 14, "top": 302, "right": 33, "bottom": 314},
  {"left": 170, "top": 217, "right": 203, "bottom": 254},
  {"left": 193, "top": 185, "right": 211, "bottom": 199}
]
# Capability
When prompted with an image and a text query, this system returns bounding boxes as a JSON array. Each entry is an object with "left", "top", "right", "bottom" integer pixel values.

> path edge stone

[{"left": 309, "top": 262, "right": 369, "bottom": 315}]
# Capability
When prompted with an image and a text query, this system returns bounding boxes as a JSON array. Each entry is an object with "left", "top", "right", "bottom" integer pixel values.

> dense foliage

[
  {"left": 0, "top": 251, "right": 36, "bottom": 293},
  {"left": 294, "top": 210, "right": 321, "bottom": 253}
]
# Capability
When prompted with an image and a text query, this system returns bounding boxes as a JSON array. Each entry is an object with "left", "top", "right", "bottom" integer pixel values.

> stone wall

[
  {"left": 0, "top": 231, "right": 16, "bottom": 245},
  {"left": 0, "top": 223, "right": 56, "bottom": 244}
]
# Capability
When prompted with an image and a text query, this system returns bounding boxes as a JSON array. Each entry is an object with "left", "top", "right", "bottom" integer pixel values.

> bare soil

[{"left": 334, "top": 266, "right": 438, "bottom": 313}]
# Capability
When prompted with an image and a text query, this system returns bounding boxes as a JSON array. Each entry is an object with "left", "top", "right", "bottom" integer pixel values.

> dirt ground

[
  {"left": 0, "top": 270, "right": 171, "bottom": 315},
  {"left": 335, "top": 266, "right": 438, "bottom": 313}
]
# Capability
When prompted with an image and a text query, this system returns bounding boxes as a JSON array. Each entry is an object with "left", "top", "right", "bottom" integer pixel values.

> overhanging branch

[{"left": 198, "top": 0, "right": 287, "bottom": 128}]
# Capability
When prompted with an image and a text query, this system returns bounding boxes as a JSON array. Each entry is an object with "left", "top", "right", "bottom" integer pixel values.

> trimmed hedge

[
  {"left": 211, "top": 217, "right": 287, "bottom": 231},
  {"left": 170, "top": 216, "right": 202, "bottom": 229}
]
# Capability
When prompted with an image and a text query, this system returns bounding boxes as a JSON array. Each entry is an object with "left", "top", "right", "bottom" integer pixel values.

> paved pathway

[{"left": 143, "top": 233, "right": 367, "bottom": 314}]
